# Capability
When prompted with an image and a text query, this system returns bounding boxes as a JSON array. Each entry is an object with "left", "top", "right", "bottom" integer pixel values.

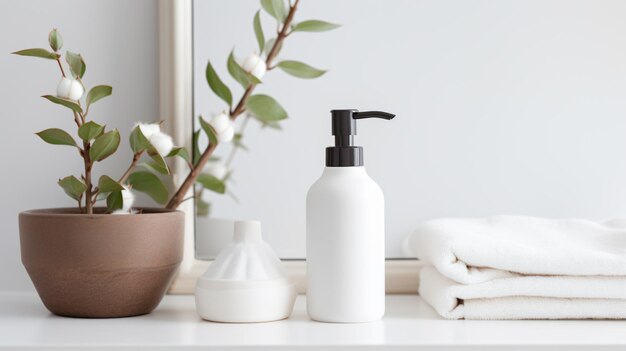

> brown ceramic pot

[{"left": 18, "top": 208, "right": 184, "bottom": 318}]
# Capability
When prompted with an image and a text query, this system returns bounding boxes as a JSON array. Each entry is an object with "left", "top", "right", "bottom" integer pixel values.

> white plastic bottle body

[{"left": 306, "top": 166, "right": 385, "bottom": 323}]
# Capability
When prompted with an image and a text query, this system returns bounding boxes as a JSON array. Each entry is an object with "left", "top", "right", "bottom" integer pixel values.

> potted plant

[
  {"left": 15, "top": 28, "right": 193, "bottom": 317},
  {"left": 14, "top": 0, "right": 338, "bottom": 318}
]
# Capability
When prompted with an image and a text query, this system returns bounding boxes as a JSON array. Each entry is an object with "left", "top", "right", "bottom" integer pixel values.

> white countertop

[{"left": 2, "top": 292, "right": 626, "bottom": 350}]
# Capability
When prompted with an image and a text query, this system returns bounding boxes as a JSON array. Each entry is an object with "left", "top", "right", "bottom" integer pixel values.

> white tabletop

[{"left": 2, "top": 292, "right": 626, "bottom": 350}]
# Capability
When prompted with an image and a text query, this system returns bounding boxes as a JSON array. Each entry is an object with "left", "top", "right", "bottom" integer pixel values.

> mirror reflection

[{"left": 193, "top": 0, "right": 626, "bottom": 259}]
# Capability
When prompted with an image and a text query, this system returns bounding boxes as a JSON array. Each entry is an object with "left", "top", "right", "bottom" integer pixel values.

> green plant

[
  {"left": 13, "top": 29, "right": 191, "bottom": 214},
  {"left": 184, "top": 0, "right": 340, "bottom": 216},
  {"left": 13, "top": 0, "right": 338, "bottom": 215}
]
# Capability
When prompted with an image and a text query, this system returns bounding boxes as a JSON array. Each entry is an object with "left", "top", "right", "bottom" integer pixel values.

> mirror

[{"left": 192, "top": 0, "right": 626, "bottom": 259}]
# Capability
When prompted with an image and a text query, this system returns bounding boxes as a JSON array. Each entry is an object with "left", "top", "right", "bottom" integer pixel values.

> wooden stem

[
  {"left": 83, "top": 141, "right": 93, "bottom": 214},
  {"left": 166, "top": 143, "right": 216, "bottom": 209},
  {"left": 118, "top": 152, "right": 143, "bottom": 184},
  {"left": 55, "top": 56, "right": 66, "bottom": 78}
]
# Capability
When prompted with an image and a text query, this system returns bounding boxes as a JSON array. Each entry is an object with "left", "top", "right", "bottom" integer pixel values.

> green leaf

[
  {"left": 277, "top": 60, "right": 326, "bottom": 79},
  {"left": 128, "top": 172, "right": 169, "bottom": 204},
  {"left": 86, "top": 85, "right": 112, "bottom": 108},
  {"left": 77, "top": 121, "right": 104, "bottom": 141},
  {"left": 226, "top": 187, "right": 239, "bottom": 203},
  {"left": 106, "top": 191, "right": 123, "bottom": 212},
  {"left": 139, "top": 161, "right": 169, "bottom": 175},
  {"left": 12, "top": 48, "right": 58, "bottom": 60},
  {"left": 95, "top": 191, "right": 108, "bottom": 202},
  {"left": 98, "top": 175, "right": 124, "bottom": 193},
  {"left": 42, "top": 95, "right": 82, "bottom": 113},
  {"left": 36, "top": 128, "right": 76, "bottom": 147},
  {"left": 206, "top": 60, "right": 232, "bottom": 108},
  {"left": 129, "top": 125, "right": 151, "bottom": 153},
  {"left": 199, "top": 116, "right": 219, "bottom": 145},
  {"left": 233, "top": 133, "right": 249, "bottom": 151},
  {"left": 253, "top": 10, "right": 265, "bottom": 53},
  {"left": 48, "top": 29, "right": 63, "bottom": 51},
  {"left": 197, "top": 173, "right": 226, "bottom": 194},
  {"left": 227, "top": 51, "right": 250, "bottom": 89},
  {"left": 227, "top": 51, "right": 261, "bottom": 89},
  {"left": 291, "top": 20, "right": 341, "bottom": 33},
  {"left": 246, "top": 94, "right": 288, "bottom": 122},
  {"left": 66, "top": 51, "right": 86, "bottom": 78},
  {"left": 260, "top": 0, "right": 287, "bottom": 22},
  {"left": 147, "top": 152, "right": 170, "bottom": 175},
  {"left": 58, "top": 175, "right": 86, "bottom": 201},
  {"left": 196, "top": 197, "right": 210, "bottom": 217},
  {"left": 89, "top": 129, "right": 120, "bottom": 162},
  {"left": 264, "top": 37, "right": 283, "bottom": 56},
  {"left": 261, "top": 120, "right": 282, "bottom": 130},
  {"left": 167, "top": 146, "right": 190, "bottom": 163},
  {"left": 223, "top": 170, "right": 234, "bottom": 182}
]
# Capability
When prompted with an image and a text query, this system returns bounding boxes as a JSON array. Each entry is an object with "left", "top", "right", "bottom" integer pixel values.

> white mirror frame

[{"left": 159, "top": 0, "right": 422, "bottom": 295}]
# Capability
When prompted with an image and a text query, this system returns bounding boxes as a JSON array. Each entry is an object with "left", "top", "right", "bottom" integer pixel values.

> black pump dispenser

[{"left": 326, "top": 109, "right": 395, "bottom": 167}]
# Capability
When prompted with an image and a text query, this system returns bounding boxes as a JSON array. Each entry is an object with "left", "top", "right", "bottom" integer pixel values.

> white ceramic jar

[{"left": 195, "top": 220, "right": 297, "bottom": 323}]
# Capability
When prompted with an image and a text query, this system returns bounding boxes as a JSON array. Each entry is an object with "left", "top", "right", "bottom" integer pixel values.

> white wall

[
  {"left": 4, "top": 0, "right": 626, "bottom": 290},
  {"left": 194, "top": 0, "right": 626, "bottom": 258},
  {"left": 0, "top": 0, "right": 159, "bottom": 291}
]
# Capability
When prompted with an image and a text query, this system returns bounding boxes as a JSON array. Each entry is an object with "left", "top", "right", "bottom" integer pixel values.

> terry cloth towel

[
  {"left": 419, "top": 265, "right": 626, "bottom": 319},
  {"left": 409, "top": 216, "right": 626, "bottom": 319}
]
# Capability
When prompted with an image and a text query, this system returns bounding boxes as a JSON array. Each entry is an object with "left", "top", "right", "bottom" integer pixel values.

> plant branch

[
  {"left": 181, "top": 195, "right": 196, "bottom": 203},
  {"left": 82, "top": 140, "right": 93, "bottom": 214},
  {"left": 54, "top": 53, "right": 82, "bottom": 130},
  {"left": 225, "top": 114, "right": 251, "bottom": 168},
  {"left": 72, "top": 111, "right": 82, "bottom": 127},
  {"left": 230, "top": 87, "right": 253, "bottom": 118},
  {"left": 165, "top": 0, "right": 300, "bottom": 210},
  {"left": 230, "top": 0, "right": 299, "bottom": 119},
  {"left": 54, "top": 48, "right": 92, "bottom": 213},
  {"left": 55, "top": 56, "right": 66, "bottom": 78},
  {"left": 118, "top": 151, "right": 143, "bottom": 184},
  {"left": 76, "top": 101, "right": 86, "bottom": 124},
  {"left": 166, "top": 143, "right": 217, "bottom": 209},
  {"left": 266, "top": 0, "right": 298, "bottom": 67}
]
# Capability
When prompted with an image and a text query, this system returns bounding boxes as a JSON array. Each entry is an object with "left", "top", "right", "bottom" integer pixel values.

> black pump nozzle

[
  {"left": 353, "top": 111, "right": 396, "bottom": 120},
  {"left": 327, "top": 109, "right": 396, "bottom": 167}
]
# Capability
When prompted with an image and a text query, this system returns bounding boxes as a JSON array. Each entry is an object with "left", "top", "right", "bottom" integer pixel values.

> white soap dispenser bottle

[{"left": 306, "top": 109, "right": 395, "bottom": 323}]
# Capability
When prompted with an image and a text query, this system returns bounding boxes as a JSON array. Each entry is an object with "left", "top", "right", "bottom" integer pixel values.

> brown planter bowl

[{"left": 19, "top": 208, "right": 184, "bottom": 318}]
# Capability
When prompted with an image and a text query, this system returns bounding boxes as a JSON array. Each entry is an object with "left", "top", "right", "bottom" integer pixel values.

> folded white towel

[
  {"left": 409, "top": 216, "right": 626, "bottom": 319},
  {"left": 419, "top": 266, "right": 626, "bottom": 319},
  {"left": 409, "top": 216, "right": 626, "bottom": 285}
]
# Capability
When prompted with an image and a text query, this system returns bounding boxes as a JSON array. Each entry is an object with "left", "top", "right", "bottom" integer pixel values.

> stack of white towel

[{"left": 408, "top": 216, "right": 626, "bottom": 320}]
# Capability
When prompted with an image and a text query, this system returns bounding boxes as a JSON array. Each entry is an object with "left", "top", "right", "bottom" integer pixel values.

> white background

[
  {"left": 0, "top": 0, "right": 159, "bottom": 291},
  {"left": 194, "top": 0, "right": 626, "bottom": 258}
]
